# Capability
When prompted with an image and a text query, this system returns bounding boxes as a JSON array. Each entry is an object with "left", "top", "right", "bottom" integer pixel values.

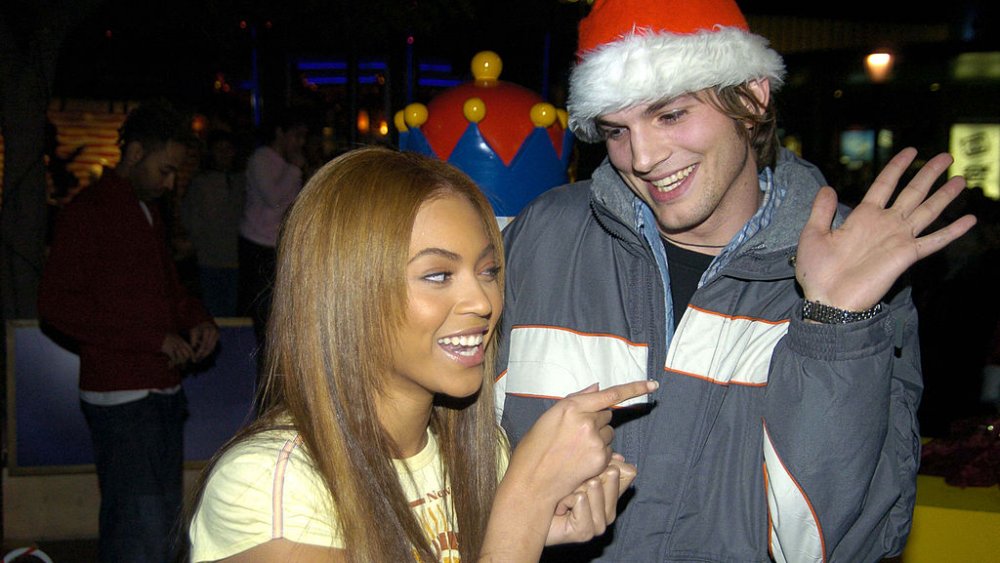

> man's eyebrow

[
  {"left": 595, "top": 116, "right": 621, "bottom": 129},
  {"left": 643, "top": 95, "right": 691, "bottom": 116},
  {"left": 596, "top": 96, "right": 695, "bottom": 128}
]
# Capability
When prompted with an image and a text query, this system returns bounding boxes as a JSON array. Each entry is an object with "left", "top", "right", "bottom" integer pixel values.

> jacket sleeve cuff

[{"left": 785, "top": 301, "right": 893, "bottom": 361}]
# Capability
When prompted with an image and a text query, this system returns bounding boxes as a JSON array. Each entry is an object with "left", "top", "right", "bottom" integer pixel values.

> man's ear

[{"left": 121, "top": 141, "right": 145, "bottom": 167}]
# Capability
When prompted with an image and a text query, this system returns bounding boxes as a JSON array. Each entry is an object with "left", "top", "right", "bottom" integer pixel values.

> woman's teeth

[
  {"left": 438, "top": 334, "right": 484, "bottom": 356},
  {"left": 652, "top": 164, "right": 696, "bottom": 192}
]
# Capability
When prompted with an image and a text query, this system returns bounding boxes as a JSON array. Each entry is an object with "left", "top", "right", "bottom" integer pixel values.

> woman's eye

[
  {"left": 480, "top": 266, "right": 500, "bottom": 280},
  {"left": 423, "top": 272, "right": 450, "bottom": 283}
]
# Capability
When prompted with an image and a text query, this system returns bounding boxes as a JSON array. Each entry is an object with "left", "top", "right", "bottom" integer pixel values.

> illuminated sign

[
  {"left": 840, "top": 129, "right": 874, "bottom": 170},
  {"left": 950, "top": 124, "right": 1000, "bottom": 200}
]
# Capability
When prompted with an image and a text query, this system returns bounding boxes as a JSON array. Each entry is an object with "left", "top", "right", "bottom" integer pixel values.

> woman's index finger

[{"left": 572, "top": 380, "right": 659, "bottom": 412}]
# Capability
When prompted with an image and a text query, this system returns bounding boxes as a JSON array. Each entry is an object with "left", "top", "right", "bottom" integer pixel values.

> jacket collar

[{"left": 588, "top": 149, "right": 830, "bottom": 254}]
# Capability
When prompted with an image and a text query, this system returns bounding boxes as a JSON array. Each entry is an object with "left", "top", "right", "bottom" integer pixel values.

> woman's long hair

[{"left": 191, "top": 147, "right": 505, "bottom": 562}]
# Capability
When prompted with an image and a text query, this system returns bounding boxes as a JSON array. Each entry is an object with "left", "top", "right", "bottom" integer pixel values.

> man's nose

[{"left": 631, "top": 128, "right": 668, "bottom": 175}]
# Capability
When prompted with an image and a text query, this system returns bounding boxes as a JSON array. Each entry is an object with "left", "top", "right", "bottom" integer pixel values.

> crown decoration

[{"left": 397, "top": 51, "right": 574, "bottom": 218}]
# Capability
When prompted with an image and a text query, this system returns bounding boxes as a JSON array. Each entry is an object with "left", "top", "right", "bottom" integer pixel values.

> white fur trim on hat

[{"left": 568, "top": 26, "right": 786, "bottom": 143}]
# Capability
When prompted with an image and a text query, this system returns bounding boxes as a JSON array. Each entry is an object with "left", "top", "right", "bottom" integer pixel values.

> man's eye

[
  {"left": 601, "top": 127, "right": 625, "bottom": 140},
  {"left": 659, "top": 110, "right": 685, "bottom": 124}
]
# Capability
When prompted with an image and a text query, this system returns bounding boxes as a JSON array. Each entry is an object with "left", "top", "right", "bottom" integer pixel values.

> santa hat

[{"left": 568, "top": 0, "right": 785, "bottom": 142}]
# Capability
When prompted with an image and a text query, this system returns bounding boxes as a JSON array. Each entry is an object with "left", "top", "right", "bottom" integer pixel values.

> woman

[{"left": 189, "top": 147, "right": 655, "bottom": 562}]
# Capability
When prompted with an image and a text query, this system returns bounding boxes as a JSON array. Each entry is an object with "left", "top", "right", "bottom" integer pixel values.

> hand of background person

[
  {"left": 795, "top": 148, "right": 977, "bottom": 312},
  {"left": 161, "top": 332, "right": 194, "bottom": 367},
  {"left": 504, "top": 380, "right": 657, "bottom": 513},
  {"left": 188, "top": 321, "right": 220, "bottom": 362},
  {"left": 545, "top": 454, "right": 637, "bottom": 545}
]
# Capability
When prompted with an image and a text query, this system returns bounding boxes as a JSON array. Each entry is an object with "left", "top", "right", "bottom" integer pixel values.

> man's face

[
  {"left": 598, "top": 87, "right": 765, "bottom": 245},
  {"left": 129, "top": 140, "right": 185, "bottom": 202}
]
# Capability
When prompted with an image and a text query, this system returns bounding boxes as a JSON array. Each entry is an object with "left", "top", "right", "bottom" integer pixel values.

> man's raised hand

[{"left": 796, "top": 148, "right": 977, "bottom": 312}]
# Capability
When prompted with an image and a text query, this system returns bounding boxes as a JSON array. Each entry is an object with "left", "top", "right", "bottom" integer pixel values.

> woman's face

[{"left": 386, "top": 192, "right": 502, "bottom": 407}]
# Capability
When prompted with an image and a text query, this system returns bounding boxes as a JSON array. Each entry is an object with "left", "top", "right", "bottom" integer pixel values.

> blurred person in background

[
  {"left": 183, "top": 130, "right": 245, "bottom": 317},
  {"left": 38, "top": 99, "right": 219, "bottom": 562},
  {"left": 239, "top": 110, "right": 308, "bottom": 363}
]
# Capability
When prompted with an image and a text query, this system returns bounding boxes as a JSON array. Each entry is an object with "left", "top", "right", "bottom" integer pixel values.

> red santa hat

[{"left": 568, "top": 0, "right": 785, "bottom": 142}]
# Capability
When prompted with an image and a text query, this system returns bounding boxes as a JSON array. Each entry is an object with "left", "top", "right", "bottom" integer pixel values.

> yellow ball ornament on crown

[
  {"left": 463, "top": 98, "right": 486, "bottom": 123},
  {"left": 471, "top": 51, "right": 502, "bottom": 85},
  {"left": 393, "top": 110, "right": 408, "bottom": 132},
  {"left": 403, "top": 102, "right": 429, "bottom": 129},
  {"left": 530, "top": 103, "right": 557, "bottom": 128}
]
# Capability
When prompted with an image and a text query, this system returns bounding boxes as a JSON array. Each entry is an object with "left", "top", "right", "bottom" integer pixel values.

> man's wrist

[{"left": 802, "top": 300, "right": 883, "bottom": 324}]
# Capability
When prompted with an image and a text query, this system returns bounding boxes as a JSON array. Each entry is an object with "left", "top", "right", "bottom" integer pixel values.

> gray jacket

[{"left": 497, "top": 152, "right": 920, "bottom": 562}]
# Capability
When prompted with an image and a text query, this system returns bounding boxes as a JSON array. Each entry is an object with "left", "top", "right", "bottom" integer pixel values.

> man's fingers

[
  {"left": 862, "top": 147, "right": 918, "bottom": 208},
  {"left": 177, "top": 344, "right": 194, "bottom": 363},
  {"left": 802, "top": 186, "right": 839, "bottom": 240},
  {"left": 175, "top": 339, "right": 194, "bottom": 359},
  {"left": 166, "top": 343, "right": 192, "bottom": 367},
  {"left": 890, "top": 152, "right": 954, "bottom": 214},
  {"left": 905, "top": 175, "right": 966, "bottom": 235},
  {"left": 194, "top": 333, "right": 218, "bottom": 360},
  {"left": 570, "top": 380, "right": 658, "bottom": 412},
  {"left": 915, "top": 214, "right": 978, "bottom": 260}
]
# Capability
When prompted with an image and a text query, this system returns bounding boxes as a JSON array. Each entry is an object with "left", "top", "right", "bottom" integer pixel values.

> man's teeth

[
  {"left": 438, "top": 334, "right": 484, "bottom": 348},
  {"left": 652, "top": 164, "right": 696, "bottom": 192}
]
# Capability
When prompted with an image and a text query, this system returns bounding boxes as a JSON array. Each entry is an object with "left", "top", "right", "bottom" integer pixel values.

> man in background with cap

[{"left": 495, "top": 0, "right": 975, "bottom": 561}]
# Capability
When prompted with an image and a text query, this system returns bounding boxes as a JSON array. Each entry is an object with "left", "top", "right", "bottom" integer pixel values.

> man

[
  {"left": 496, "top": 0, "right": 976, "bottom": 561},
  {"left": 39, "top": 100, "right": 219, "bottom": 562}
]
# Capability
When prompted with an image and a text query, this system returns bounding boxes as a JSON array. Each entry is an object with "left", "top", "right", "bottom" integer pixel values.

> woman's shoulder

[
  {"left": 218, "top": 426, "right": 305, "bottom": 463},
  {"left": 190, "top": 427, "right": 340, "bottom": 561},
  {"left": 205, "top": 427, "right": 323, "bottom": 500}
]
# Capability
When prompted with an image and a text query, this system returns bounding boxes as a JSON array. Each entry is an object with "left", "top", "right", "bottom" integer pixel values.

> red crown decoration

[{"left": 397, "top": 51, "right": 573, "bottom": 219}]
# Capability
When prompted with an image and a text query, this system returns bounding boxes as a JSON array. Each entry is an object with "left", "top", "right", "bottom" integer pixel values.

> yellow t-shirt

[{"left": 190, "top": 428, "right": 490, "bottom": 562}]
